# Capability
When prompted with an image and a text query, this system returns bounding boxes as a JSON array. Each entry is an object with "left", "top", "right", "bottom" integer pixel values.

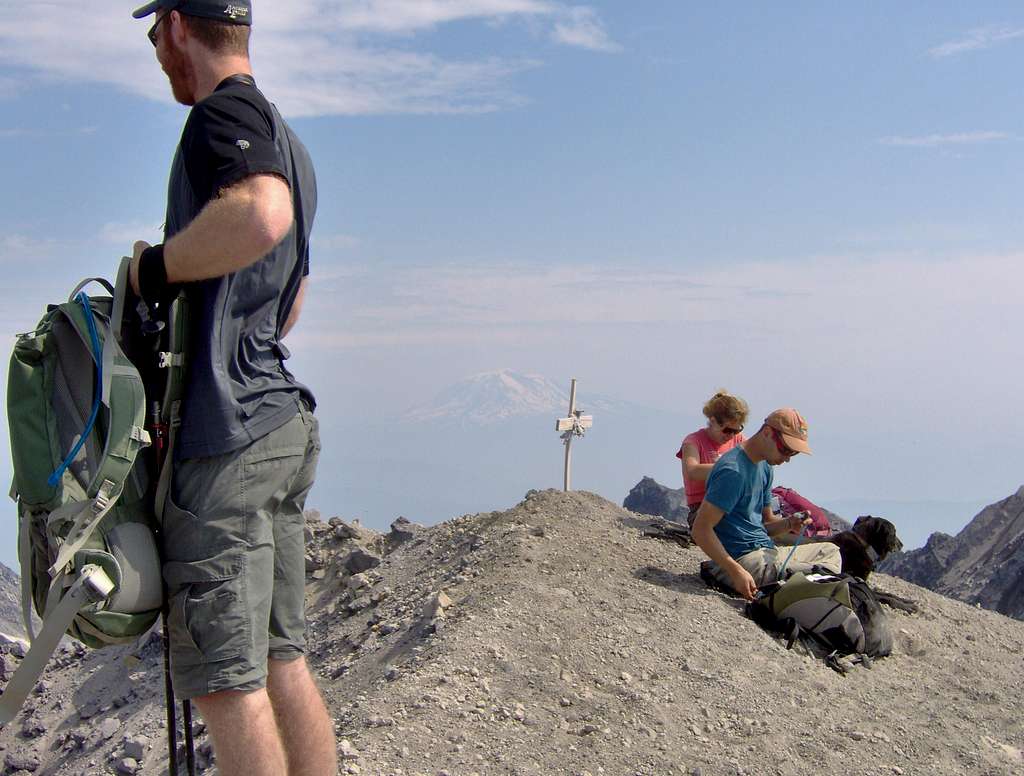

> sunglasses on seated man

[{"left": 770, "top": 427, "right": 799, "bottom": 457}]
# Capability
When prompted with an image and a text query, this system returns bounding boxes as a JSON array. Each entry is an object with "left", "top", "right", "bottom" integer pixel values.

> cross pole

[{"left": 554, "top": 378, "right": 593, "bottom": 491}]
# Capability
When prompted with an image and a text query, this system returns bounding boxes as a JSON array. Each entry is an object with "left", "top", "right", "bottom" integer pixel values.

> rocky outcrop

[
  {"left": 880, "top": 485, "right": 1024, "bottom": 621},
  {"left": 622, "top": 476, "right": 689, "bottom": 522}
]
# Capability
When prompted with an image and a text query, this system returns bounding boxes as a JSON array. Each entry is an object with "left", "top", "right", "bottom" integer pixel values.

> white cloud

[
  {"left": 0, "top": 234, "right": 60, "bottom": 264},
  {"left": 293, "top": 252, "right": 1024, "bottom": 357},
  {"left": 879, "top": 131, "right": 1012, "bottom": 148},
  {"left": 255, "top": 39, "right": 537, "bottom": 116},
  {"left": 551, "top": 7, "right": 620, "bottom": 53},
  {"left": 0, "top": 2, "right": 616, "bottom": 117},
  {"left": 0, "top": 126, "right": 98, "bottom": 139},
  {"left": 325, "top": 0, "right": 557, "bottom": 34},
  {"left": 929, "top": 26, "right": 1024, "bottom": 58}
]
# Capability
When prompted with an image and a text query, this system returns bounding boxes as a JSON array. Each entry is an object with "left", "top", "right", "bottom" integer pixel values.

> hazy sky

[{"left": 2, "top": 2, "right": 1023, "bottom": 567}]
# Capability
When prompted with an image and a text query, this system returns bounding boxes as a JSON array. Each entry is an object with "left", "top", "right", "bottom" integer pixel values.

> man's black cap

[{"left": 132, "top": 0, "right": 252, "bottom": 25}]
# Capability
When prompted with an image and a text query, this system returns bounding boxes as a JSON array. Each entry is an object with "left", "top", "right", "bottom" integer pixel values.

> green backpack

[{"left": 0, "top": 258, "right": 185, "bottom": 724}]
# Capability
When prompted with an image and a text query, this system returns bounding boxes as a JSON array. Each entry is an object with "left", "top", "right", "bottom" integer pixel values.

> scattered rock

[
  {"left": 3, "top": 752, "right": 40, "bottom": 772},
  {"left": 305, "top": 551, "right": 326, "bottom": 572},
  {"left": 423, "top": 591, "right": 452, "bottom": 620},
  {"left": 347, "top": 573, "right": 371, "bottom": 595},
  {"left": 98, "top": 717, "right": 122, "bottom": 741},
  {"left": 123, "top": 735, "right": 151, "bottom": 760},
  {"left": 347, "top": 595, "right": 373, "bottom": 613},
  {"left": 389, "top": 517, "right": 424, "bottom": 543},
  {"left": 19, "top": 719, "right": 46, "bottom": 739},
  {"left": 339, "top": 739, "right": 360, "bottom": 761},
  {"left": 342, "top": 549, "right": 382, "bottom": 575}
]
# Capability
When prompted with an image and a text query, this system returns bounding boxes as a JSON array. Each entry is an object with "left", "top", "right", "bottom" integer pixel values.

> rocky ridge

[
  {"left": 881, "top": 485, "right": 1024, "bottom": 621},
  {"left": 0, "top": 490, "right": 1022, "bottom": 775}
]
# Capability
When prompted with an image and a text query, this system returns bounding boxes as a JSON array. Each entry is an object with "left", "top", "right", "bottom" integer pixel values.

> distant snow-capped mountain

[{"left": 402, "top": 369, "right": 618, "bottom": 425}]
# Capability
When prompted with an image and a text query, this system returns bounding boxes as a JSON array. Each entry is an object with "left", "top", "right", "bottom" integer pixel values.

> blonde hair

[{"left": 702, "top": 390, "right": 749, "bottom": 425}]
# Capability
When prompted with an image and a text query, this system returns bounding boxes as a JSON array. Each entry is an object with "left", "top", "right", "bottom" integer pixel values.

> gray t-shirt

[{"left": 165, "top": 74, "right": 317, "bottom": 459}]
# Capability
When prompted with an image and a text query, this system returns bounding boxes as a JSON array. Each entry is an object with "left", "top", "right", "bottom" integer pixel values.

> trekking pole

[
  {"left": 150, "top": 402, "right": 196, "bottom": 776},
  {"left": 149, "top": 400, "right": 182, "bottom": 776},
  {"left": 182, "top": 699, "right": 196, "bottom": 775},
  {"left": 161, "top": 610, "right": 179, "bottom": 775}
]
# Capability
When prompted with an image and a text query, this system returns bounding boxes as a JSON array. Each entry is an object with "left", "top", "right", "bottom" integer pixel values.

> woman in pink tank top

[{"left": 676, "top": 390, "right": 749, "bottom": 524}]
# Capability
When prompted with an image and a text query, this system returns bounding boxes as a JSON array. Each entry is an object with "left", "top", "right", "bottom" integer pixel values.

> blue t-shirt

[{"left": 704, "top": 446, "right": 774, "bottom": 558}]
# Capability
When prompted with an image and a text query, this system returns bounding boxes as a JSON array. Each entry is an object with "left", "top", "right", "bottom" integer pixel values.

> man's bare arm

[
  {"left": 691, "top": 501, "right": 758, "bottom": 600},
  {"left": 681, "top": 442, "right": 715, "bottom": 483},
  {"left": 131, "top": 173, "right": 293, "bottom": 293}
]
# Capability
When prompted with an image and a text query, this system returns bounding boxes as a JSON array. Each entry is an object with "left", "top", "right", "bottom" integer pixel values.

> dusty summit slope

[
  {"left": 312, "top": 489, "right": 1024, "bottom": 776},
  {"left": 1, "top": 490, "right": 1023, "bottom": 776}
]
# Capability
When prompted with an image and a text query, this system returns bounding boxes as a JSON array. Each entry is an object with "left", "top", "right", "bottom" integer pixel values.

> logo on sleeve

[{"left": 235, "top": 139, "right": 251, "bottom": 150}]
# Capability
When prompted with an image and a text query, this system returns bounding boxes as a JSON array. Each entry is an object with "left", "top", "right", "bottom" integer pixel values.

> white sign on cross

[{"left": 554, "top": 378, "right": 593, "bottom": 491}]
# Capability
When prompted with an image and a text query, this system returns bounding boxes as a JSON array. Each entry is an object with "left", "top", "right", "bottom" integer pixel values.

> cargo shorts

[
  {"left": 160, "top": 404, "right": 320, "bottom": 700},
  {"left": 704, "top": 542, "right": 843, "bottom": 591}
]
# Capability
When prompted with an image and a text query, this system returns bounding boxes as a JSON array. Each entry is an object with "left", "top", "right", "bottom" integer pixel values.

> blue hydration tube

[
  {"left": 776, "top": 520, "right": 809, "bottom": 580},
  {"left": 47, "top": 292, "right": 103, "bottom": 487}
]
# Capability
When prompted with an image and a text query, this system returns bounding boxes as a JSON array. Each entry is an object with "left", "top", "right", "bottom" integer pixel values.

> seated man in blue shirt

[{"left": 691, "top": 408, "right": 842, "bottom": 600}]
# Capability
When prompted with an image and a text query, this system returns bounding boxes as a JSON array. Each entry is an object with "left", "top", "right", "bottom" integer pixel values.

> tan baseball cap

[{"left": 764, "top": 408, "right": 812, "bottom": 454}]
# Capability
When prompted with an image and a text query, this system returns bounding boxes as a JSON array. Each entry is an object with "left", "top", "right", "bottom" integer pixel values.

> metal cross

[{"left": 554, "top": 378, "right": 593, "bottom": 491}]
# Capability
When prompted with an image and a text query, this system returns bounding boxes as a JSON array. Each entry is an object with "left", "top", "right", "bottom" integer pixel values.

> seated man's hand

[
  {"left": 786, "top": 512, "right": 812, "bottom": 533},
  {"left": 728, "top": 564, "right": 758, "bottom": 601}
]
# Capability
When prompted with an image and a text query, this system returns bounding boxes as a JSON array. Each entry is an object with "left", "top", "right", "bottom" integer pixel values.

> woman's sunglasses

[{"left": 715, "top": 418, "right": 743, "bottom": 436}]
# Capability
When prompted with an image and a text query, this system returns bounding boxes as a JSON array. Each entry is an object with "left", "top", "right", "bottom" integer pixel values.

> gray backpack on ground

[{"left": 746, "top": 570, "right": 892, "bottom": 672}]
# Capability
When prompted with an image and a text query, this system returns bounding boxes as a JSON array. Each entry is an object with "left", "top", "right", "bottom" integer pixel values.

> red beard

[{"left": 160, "top": 38, "right": 197, "bottom": 106}]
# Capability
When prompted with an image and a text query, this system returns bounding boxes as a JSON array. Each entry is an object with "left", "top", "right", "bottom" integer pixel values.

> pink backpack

[{"left": 772, "top": 486, "right": 832, "bottom": 537}]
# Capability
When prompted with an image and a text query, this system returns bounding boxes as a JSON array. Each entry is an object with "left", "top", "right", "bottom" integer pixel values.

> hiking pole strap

[
  {"left": 18, "top": 512, "right": 36, "bottom": 643},
  {"left": 0, "top": 566, "right": 114, "bottom": 725},
  {"left": 153, "top": 400, "right": 181, "bottom": 525}
]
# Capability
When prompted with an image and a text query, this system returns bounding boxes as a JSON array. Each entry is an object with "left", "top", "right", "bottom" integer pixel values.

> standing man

[
  {"left": 129, "top": 2, "right": 336, "bottom": 774},
  {"left": 691, "top": 408, "right": 842, "bottom": 600}
]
